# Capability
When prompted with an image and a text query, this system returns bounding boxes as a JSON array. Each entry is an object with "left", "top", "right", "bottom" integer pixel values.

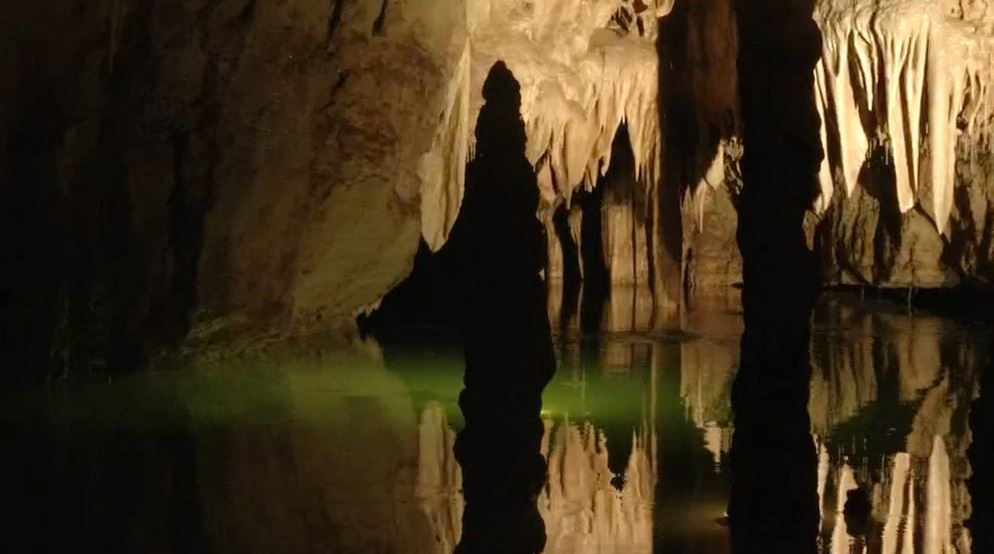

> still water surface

[{"left": 3, "top": 291, "right": 987, "bottom": 553}]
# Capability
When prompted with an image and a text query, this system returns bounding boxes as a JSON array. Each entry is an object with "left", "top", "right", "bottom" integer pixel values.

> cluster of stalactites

[
  {"left": 421, "top": 0, "right": 672, "bottom": 251},
  {"left": 523, "top": 34, "right": 661, "bottom": 210},
  {"left": 813, "top": 0, "right": 994, "bottom": 233},
  {"left": 471, "top": 0, "right": 670, "bottom": 211}
]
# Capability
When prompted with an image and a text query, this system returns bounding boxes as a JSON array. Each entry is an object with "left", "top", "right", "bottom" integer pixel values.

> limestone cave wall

[{"left": 1, "top": 0, "right": 464, "bottom": 377}]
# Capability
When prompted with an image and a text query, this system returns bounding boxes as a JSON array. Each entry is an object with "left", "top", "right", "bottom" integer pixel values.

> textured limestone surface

[
  {"left": 1, "top": 0, "right": 446, "bottom": 375},
  {"left": 812, "top": 0, "right": 994, "bottom": 288},
  {"left": 682, "top": 0, "right": 994, "bottom": 295}
]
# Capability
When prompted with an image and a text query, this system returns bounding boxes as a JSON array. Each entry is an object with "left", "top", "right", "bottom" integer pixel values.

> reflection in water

[
  {"left": 808, "top": 297, "right": 981, "bottom": 554},
  {"left": 541, "top": 416, "right": 655, "bottom": 553},
  {"left": 2, "top": 290, "right": 986, "bottom": 553},
  {"left": 4, "top": 350, "right": 466, "bottom": 553},
  {"left": 548, "top": 282, "right": 987, "bottom": 553},
  {"left": 416, "top": 399, "right": 657, "bottom": 553},
  {"left": 417, "top": 403, "right": 464, "bottom": 552},
  {"left": 969, "top": 346, "right": 994, "bottom": 554},
  {"left": 672, "top": 292, "right": 982, "bottom": 553}
]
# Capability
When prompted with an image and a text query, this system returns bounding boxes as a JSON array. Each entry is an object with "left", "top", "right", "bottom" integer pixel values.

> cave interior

[{"left": 2, "top": 1, "right": 994, "bottom": 553}]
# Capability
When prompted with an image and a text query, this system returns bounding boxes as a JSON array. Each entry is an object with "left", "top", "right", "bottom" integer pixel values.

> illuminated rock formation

[
  {"left": 684, "top": 0, "right": 994, "bottom": 293},
  {"left": 541, "top": 418, "right": 655, "bottom": 554},
  {"left": 813, "top": 0, "right": 994, "bottom": 228},
  {"left": 806, "top": 0, "right": 994, "bottom": 289},
  {"left": 413, "top": 409, "right": 657, "bottom": 554},
  {"left": 1, "top": 0, "right": 678, "bottom": 372}
]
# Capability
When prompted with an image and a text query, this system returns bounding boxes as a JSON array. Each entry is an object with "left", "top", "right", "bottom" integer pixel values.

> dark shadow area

[
  {"left": 362, "top": 61, "right": 555, "bottom": 552},
  {"left": 3, "top": 382, "right": 210, "bottom": 553},
  {"left": 656, "top": 2, "right": 694, "bottom": 308},
  {"left": 581, "top": 161, "right": 614, "bottom": 280},
  {"left": 0, "top": 91, "right": 67, "bottom": 384},
  {"left": 550, "top": 205, "right": 583, "bottom": 328},
  {"left": 360, "top": 59, "right": 558, "bottom": 554},
  {"left": 361, "top": 66, "right": 558, "bottom": 548},
  {"left": 359, "top": 238, "right": 465, "bottom": 336},
  {"left": 857, "top": 144, "right": 904, "bottom": 282},
  {"left": 728, "top": 0, "right": 823, "bottom": 551},
  {"left": 361, "top": 78, "right": 552, "bottom": 337},
  {"left": 576, "top": 187, "right": 610, "bottom": 333},
  {"left": 1, "top": 9, "right": 219, "bottom": 382},
  {"left": 727, "top": 361, "right": 819, "bottom": 553},
  {"left": 969, "top": 338, "right": 994, "bottom": 554},
  {"left": 449, "top": 61, "right": 555, "bottom": 554}
]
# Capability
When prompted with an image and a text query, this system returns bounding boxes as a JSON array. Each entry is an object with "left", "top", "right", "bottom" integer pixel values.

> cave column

[
  {"left": 727, "top": 0, "right": 824, "bottom": 551},
  {"left": 734, "top": 0, "right": 823, "bottom": 382}
]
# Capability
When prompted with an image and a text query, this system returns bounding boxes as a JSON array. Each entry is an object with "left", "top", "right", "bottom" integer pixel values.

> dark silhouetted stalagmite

[{"left": 453, "top": 62, "right": 556, "bottom": 554}]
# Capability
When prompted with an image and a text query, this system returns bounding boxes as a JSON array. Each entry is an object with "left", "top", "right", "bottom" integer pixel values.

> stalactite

[
  {"left": 882, "top": 453, "right": 912, "bottom": 554},
  {"left": 420, "top": 0, "right": 994, "bottom": 298},
  {"left": 421, "top": 0, "right": 663, "bottom": 252},
  {"left": 830, "top": 463, "right": 860, "bottom": 554},
  {"left": 817, "top": 440, "right": 830, "bottom": 520},
  {"left": 469, "top": 0, "right": 662, "bottom": 201},
  {"left": 813, "top": 0, "right": 994, "bottom": 234},
  {"left": 419, "top": 44, "right": 471, "bottom": 251},
  {"left": 926, "top": 435, "right": 954, "bottom": 553}
]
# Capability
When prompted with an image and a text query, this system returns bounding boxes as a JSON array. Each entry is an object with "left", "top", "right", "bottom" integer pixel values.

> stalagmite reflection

[
  {"left": 416, "top": 407, "right": 658, "bottom": 553},
  {"left": 416, "top": 403, "right": 463, "bottom": 553},
  {"left": 541, "top": 418, "right": 655, "bottom": 554},
  {"left": 414, "top": 350, "right": 658, "bottom": 554}
]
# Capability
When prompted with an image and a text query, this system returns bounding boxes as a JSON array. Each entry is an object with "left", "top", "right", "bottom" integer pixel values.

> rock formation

[
  {"left": 685, "top": 0, "right": 994, "bottom": 293},
  {"left": 414, "top": 406, "right": 658, "bottom": 554},
  {"left": 2, "top": 0, "right": 453, "bottom": 375}
]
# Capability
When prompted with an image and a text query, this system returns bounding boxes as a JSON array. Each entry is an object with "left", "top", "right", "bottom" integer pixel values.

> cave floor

[{"left": 2, "top": 291, "right": 986, "bottom": 553}]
